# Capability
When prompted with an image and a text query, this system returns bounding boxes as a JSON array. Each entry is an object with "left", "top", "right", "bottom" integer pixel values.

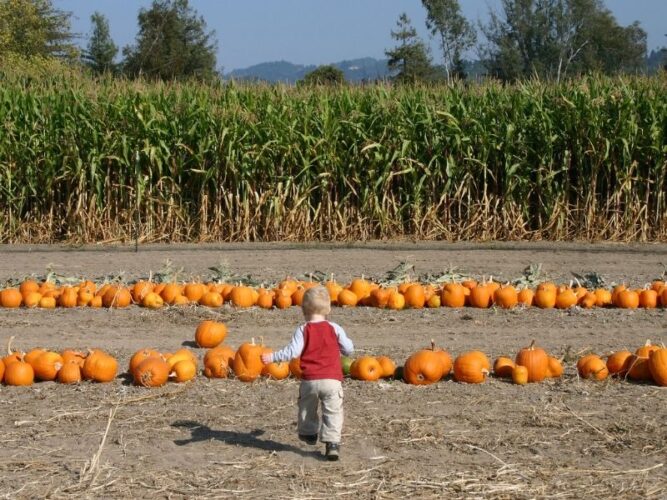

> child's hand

[{"left": 260, "top": 353, "right": 272, "bottom": 364}]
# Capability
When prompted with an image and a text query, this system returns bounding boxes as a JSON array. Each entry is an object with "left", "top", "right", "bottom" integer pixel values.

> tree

[
  {"left": 0, "top": 0, "right": 77, "bottom": 59},
  {"left": 122, "top": 0, "right": 217, "bottom": 80},
  {"left": 421, "top": 0, "right": 476, "bottom": 81},
  {"left": 482, "top": 0, "right": 647, "bottom": 81},
  {"left": 82, "top": 12, "right": 117, "bottom": 74},
  {"left": 299, "top": 65, "right": 346, "bottom": 86},
  {"left": 385, "top": 13, "right": 434, "bottom": 84}
]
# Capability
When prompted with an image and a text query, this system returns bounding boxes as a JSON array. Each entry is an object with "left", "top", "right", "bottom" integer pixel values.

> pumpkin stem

[
  {"left": 430, "top": 339, "right": 436, "bottom": 351},
  {"left": 529, "top": 339, "right": 536, "bottom": 350},
  {"left": 251, "top": 337, "right": 255, "bottom": 345},
  {"left": 7, "top": 335, "right": 15, "bottom": 355}
]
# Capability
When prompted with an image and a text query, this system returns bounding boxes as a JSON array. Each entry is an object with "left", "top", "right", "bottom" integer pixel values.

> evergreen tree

[
  {"left": 482, "top": 0, "right": 647, "bottom": 81},
  {"left": 82, "top": 12, "right": 117, "bottom": 74},
  {"left": 122, "top": 0, "right": 217, "bottom": 80},
  {"left": 385, "top": 13, "right": 434, "bottom": 84},
  {"left": 0, "top": 0, "right": 77, "bottom": 59},
  {"left": 421, "top": 0, "right": 476, "bottom": 81}
]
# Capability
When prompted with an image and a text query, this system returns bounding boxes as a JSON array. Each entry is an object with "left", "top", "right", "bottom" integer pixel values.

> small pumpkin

[
  {"left": 184, "top": 283, "right": 207, "bottom": 303},
  {"left": 62, "top": 349, "right": 86, "bottom": 367},
  {"left": 545, "top": 356, "right": 564, "bottom": 378},
  {"left": 261, "top": 349, "right": 290, "bottom": 380},
  {"left": 199, "top": 292, "right": 223, "bottom": 308},
  {"left": 468, "top": 286, "right": 491, "bottom": 309},
  {"left": 142, "top": 292, "right": 164, "bottom": 309},
  {"left": 386, "top": 292, "right": 405, "bottom": 310},
  {"left": 512, "top": 365, "right": 529, "bottom": 385},
  {"left": 534, "top": 286, "right": 556, "bottom": 309},
  {"left": 577, "top": 355, "right": 609, "bottom": 380},
  {"left": 493, "top": 356, "right": 515, "bottom": 378},
  {"left": 289, "top": 357, "right": 303, "bottom": 379},
  {"left": 606, "top": 350, "right": 633, "bottom": 376},
  {"left": 626, "top": 355, "right": 653, "bottom": 381},
  {"left": 376, "top": 356, "right": 396, "bottom": 379},
  {"left": 616, "top": 289, "right": 639, "bottom": 309},
  {"left": 337, "top": 289, "right": 358, "bottom": 307},
  {"left": 230, "top": 286, "right": 255, "bottom": 308},
  {"left": 166, "top": 349, "right": 198, "bottom": 370},
  {"left": 403, "top": 285, "right": 425, "bottom": 309},
  {"left": 517, "top": 288, "right": 534, "bottom": 307}
]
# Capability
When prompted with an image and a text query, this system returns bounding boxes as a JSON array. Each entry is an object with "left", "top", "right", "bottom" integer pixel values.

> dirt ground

[{"left": 0, "top": 242, "right": 666, "bottom": 499}]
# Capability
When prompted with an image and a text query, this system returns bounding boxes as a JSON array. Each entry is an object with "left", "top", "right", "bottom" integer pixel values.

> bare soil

[{"left": 0, "top": 242, "right": 666, "bottom": 499}]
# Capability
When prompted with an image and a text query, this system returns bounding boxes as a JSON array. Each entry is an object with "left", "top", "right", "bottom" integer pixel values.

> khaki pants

[{"left": 298, "top": 379, "right": 344, "bottom": 444}]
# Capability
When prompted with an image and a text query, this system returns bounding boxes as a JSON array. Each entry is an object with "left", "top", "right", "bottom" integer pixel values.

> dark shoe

[
  {"left": 298, "top": 434, "right": 318, "bottom": 445},
  {"left": 325, "top": 442, "right": 340, "bottom": 461}
]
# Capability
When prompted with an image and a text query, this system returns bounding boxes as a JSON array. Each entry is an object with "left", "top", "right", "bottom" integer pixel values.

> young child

[{"left": 261, "top": 285, "right": 354, "bottom": 461}]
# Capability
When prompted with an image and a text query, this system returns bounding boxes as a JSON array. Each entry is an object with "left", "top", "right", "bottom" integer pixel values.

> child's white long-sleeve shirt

[{"left": 270, "top": 321, "right": 354, "bottom": 363}]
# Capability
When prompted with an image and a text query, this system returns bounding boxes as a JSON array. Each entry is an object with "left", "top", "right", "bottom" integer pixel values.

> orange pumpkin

[
  {"left": 184, "top": 283, "right": 207, "bottom": 303},
  {"left": 376, "top": 356, "right": 396, "bottom": 378},
  {"left": 468, "top": 286, "right": 491, "bottom": 309},
  {"left": 289, "top": 357, "right": 303, "bottom": 379},
  {"left": 453, "top": 351, "right": 490, "bottom": 384},
  {"left": 134, "top": 357, "right": 170, "bottom": 387},
  {"left": 386, "top": 292, "right": 405, "bottom": 310},
  {"left": 195, "top": 320, "right": 228, "bottom": 348},
  {"left": 493, "top": 356, "right": 515, "bottom": 378},
  {"left": 515, "top": 340, "right": 548, "bottom": 383},
  {"left": 578, "top": 355, "right": 609, "bottom": 380},
  {"left": 639, "top": 289, "right": 658, "bottom": 309},
  {"left": 606, "top": 350, "right": 633, "bottom": 376},
  {"left": 337, "top": 289, "right": 358, "bottom": 307},
  {"left": 32, "top": 351, "right": 64, "bottom": 381},
  {"left": 24, "top": 348, "right": 47, "bottom": 367},
  {"left": 512, "top": 365, "right": 529, "bottom": 385},
  {"left": 441, "top": 283, "right": 466, "bottom": 308},
  {"left": 534, "top": 286, "right": 556, "bottom": 309},
  {"left": 199, "top": 291, "right": 223, "bottom": 308},
  {"left": 403, "top": 342, "right": 449, "bottom": 385},
  {"left": 594, "top": 289, "right": 612, "bottom": 307},
  {"left": 256, "top": 293, "right": 274, "bottom": 309},
  {"left": 142, "top": 292, "right": 164, "bottom": 308},
  {"left": 232, "top": 339, "right": 265, "bottom": 382},
  {"left": 82, "top": 350, "right": 118, "bottom": 383},
  {"left": 626, "top": 354, "right": 653, "bottom": 381},
  {"left": 517, "top": 288, "right": 534, "bottom": 307},
  {"left": 166, "top": 349, "right": 198, "bottom": 370},
  {"left": 4, "top": 359, "right": 34, "bottom": 386},
  {"left": 132, "top": 281, "right": 154, "bottom": 303},
  {"left": 261, "top": 349, "right": 290, "bottom": 380},
  {"left": 230, "top": 286, "right": 255, "bottom": 308},
  {"left": 203, "top": 345, "right": 236, "bottom": 378},
  {"left": 129, "top": 349, "right": 163, "bottom": 376},
  {"left": 349, "top": 278, "right": 372, "bottom": 301},
  {"left": 555, "top": 289, "right": 578, "bottom": 309},
  {"left": 275, "top": 291, "right": 292, "bottom": 309},
  {"left": 171, "top": 360, "right": 197, "bottom": 383},
  {"left": 0, "top": 288, "right": 23, "bottom": 308},
  {"left": 494, "top": 285, "right": 518, "bottom": 309},
  {"left": 351, "top": 356, "right": 382, "bottom": 381},
  {"left": 19, "top": 279, "right": 40, "bottom": 297},
  {"left": 23, "top": 292, "right": 42, "bottom": 308},
  {"left": 403, "top": 285, "right": 425, "bottom": 309},
  {"left": 546, "top": 356, "right": 563, "bottom": 378},
  {"left": 62, "top": 350, "right": 86, "bottom": 368},
  {"left": 58, "top": 287, "right": 79, "bottom": 308},
  {"left": 57, "top": 361, "right": 82, "bottom": 384},
  {"left": 648, "top": 348, "right": 667, "bottom": 386},
  {"left": 616, "top": 289, "right": 639, "bottom": 309}
]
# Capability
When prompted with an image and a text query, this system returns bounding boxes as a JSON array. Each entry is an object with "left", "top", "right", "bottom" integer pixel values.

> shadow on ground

[{"left": 172, "top": 420, "right": 326, "bottom": 460}]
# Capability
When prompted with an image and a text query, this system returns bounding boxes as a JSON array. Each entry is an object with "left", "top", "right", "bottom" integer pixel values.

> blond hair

[{"left": 301, "top": 286, "right": 331, "bottom": 317}]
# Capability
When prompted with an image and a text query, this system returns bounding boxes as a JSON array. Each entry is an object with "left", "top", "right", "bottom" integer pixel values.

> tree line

[{"left": 0, "top": 0, "right": 664, "bottom": 83}]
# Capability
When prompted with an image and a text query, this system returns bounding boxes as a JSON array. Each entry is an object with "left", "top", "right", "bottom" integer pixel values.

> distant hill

[{"left": 226, "top": 57, "right": 391, "bottom": 83}]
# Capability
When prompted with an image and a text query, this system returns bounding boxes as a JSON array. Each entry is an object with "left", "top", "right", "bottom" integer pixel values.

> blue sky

[{"left": 56, "top": 0, "right": 666, "bottom": 72}]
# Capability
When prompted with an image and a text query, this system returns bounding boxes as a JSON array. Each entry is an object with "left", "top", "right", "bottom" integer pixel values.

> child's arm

[
  {"left": 264, "top": 325, "right": 305, "bottom": 364},
  {"left": 331, "top": 323, "right": 354, "bottom": 356}
]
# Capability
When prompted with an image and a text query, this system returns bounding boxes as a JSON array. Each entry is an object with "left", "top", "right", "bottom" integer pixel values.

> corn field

[{"left": 1, "top": 72, "right": 666, "bottom": 243}]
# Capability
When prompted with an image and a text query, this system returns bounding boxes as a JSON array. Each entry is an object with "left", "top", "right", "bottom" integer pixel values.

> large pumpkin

[
  {"left": 440, "top": 283, "right": 466, "bottom": 308},
  {"left": 32, "top": 351, "right": 64, "bottom": 381},
  {"left": 494, "top": 285, "right": 518, "bottom": 309},
  {"left": 403, "top": 285, "right": 425, "bottom": 309},
  {"left": 4, "top": 359, "right": 34, "bottom": 386},
  {"left": 230, "top": 286, "right": 255, "bottom": 308},
  {"left": 350, "top": 356, "right": 382, "bottom": 381},
  {"left": 203, "top": 345, "right": 236, "bottom": 378},
  {"left": 57, "top": 361, "right": 82, "bottom": 384},
  {"left": 453, "top": 351, "right": 490, "bottom": 384},
  {"left": 648, "top": 348, "right": 667, "bottom": 386},
  {"left": 134, "top": 357, "right": 170, "bottom": 387},
  {"left": 194, "top": 320, "right": 228, "bottom": 348},
  {"left": 232, "top": 339, "right": 265, "bottom": 382},
  {"left": 515, "top": 340, "right": 548, "bottom": 383},
  {"left": 82, "top": 350, "right": 118, "bottom": 383},
  {"left": 403, "top": 343, "right": 446, "bottom": 385}
]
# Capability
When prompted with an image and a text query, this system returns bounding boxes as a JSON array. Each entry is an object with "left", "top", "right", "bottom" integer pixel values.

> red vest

[{"left": 300, "top": 322, "right": 342, "bottom": 381}]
